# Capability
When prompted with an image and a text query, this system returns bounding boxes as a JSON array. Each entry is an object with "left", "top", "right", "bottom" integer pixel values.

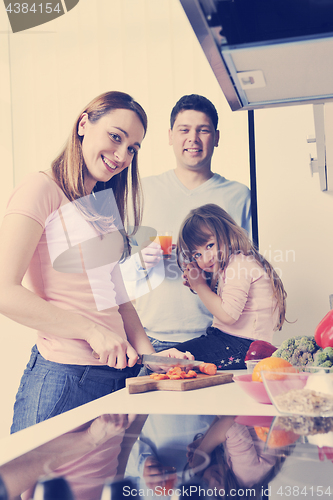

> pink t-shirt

[
  {"left": 21, "top": 431, "right": 124, "bottom": 500},
  {"left": 212, "top": 253, "right": 279, "bottom": 342},
  {"left": 225, "top": 422, "right": 278, "bottom": 487},
  {"left": 5, "top": 172, "right": 127, "bottom": 365}
]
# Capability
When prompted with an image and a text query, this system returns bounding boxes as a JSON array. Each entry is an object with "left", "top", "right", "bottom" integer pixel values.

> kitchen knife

[
  {"left": 137, "top": 353, "right": 204, "bottom": 370},
  {"left": 92, "top": 351, "right": 205, "bottom": 371}
]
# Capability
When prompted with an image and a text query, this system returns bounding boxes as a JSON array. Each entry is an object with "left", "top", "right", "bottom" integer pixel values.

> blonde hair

[
  {"left": 51, "top": 91, "right": 147, "bottom": 238},
  {"left": 177, "top": 204, "right": 287, "bottom": 330}
]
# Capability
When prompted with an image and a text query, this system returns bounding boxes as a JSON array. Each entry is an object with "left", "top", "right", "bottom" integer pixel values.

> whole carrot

[{"left": 199, "top": 363, "right": 217, "bottom": 375}]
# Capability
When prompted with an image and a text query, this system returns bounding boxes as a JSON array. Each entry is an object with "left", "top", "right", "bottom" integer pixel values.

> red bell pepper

[{"left": 314, "top": 310, "right": 333, "bottom": 349}]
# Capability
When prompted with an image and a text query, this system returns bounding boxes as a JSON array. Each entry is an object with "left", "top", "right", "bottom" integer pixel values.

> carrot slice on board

[
  {"left": 185, "top": 370, "right": 197, "bottom": 378},
  {"left": 169, "top": 366, "right": 182, "bottom": 375},
  {"left": 154, "top": 374, "right": 170, "bottom": 380},
  {"left": 199, "top": 363, "right": 217, "bottom": 375}
]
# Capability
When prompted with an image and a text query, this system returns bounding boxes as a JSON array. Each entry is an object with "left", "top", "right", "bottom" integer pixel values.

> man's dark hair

[{"left": 170, "top": 94, "right": 218, "bottom": 130}]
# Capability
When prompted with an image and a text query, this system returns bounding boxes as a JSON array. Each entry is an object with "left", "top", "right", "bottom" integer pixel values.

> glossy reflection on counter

[{"left": 0, "top": 414, "right": 333, "bottom": 499}]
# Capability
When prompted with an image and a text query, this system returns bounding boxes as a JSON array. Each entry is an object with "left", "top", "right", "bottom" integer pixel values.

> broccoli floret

[
  {"left": 298, "top": 336, "right": 317, "bottom": 353},
  {"left": 290, "top": 349, "right": 314, "bottom": 366},
  {"left": 319, "top": 360, "right": 332, "bottom": 368},
  {"left": 272, "top": 346, "right": 293, "bottom": 361},
  {"left": 289, "top": 348, "right": 301, "bottom": 364},
  {"left": 323, "top": 346, "right": 333, "bottom": 360},
  {"left": 313, "top": 348, "right": 333, "bottom": 367},
  {"left": 273, "top": 335, "right": 320, "bottom": 366},
  {"left": 298, "top": 351, "right": 314, "bottom": 366},
  {"left": 272, "top": 338, "right": 297, "bottom": 357},
  {"left": 284, "top": 337, "right": 302, "bottom": 349}
]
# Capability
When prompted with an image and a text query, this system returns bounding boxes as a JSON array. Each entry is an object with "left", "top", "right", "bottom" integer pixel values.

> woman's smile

[{"left": 101, "top": 154, "right": 119, "bottom": 172}]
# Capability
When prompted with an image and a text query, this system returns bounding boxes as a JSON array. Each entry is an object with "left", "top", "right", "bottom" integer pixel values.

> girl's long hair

[
  {"left": 184, "top": 431, "right": 295, "bottom": 500},
  {"left": 177, "top": 204, "right": 287, "bottom": 330},
  {"left": 51, "top": 91, "right": 147, "bottom": 242}
]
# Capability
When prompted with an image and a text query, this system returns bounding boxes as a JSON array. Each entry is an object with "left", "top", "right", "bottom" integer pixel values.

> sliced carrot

[
  {"left": 168, "top": 366, "right": 182, "bottom": 376},
  {"left": 154, "top": 374, "right": 170, "bottom": 380},
  {"left": 199, "top": 363, "right": 217, "bottom": 375},
  {"left": 150, "top": 373, "right": 169, "bottom": 380},
  {"left": 150, "top": 367, "right": 199, "bottom": 380}
]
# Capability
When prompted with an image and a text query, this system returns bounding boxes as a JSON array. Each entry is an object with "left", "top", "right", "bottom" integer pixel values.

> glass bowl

[{"left": 261, "top": 368, "right": 333, "bottom": 416}]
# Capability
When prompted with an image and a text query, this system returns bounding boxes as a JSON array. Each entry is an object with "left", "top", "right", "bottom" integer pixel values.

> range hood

[{"left": 179, "top": 0, "right": 333, "bottom": 111}]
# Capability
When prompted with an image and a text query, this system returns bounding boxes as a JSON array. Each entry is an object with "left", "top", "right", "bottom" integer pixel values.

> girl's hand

[
  {"left": 183, "top": 262, "right": 208, "bottom": 293},
  {"left": 87, "top": 325, "right": 138, "bottom": 368},
  {"left": 187, "top": 448, "right": 207, "bottom": 471},
  {"left": 187, "top": 435, "right": 204, "bottom": 467}
]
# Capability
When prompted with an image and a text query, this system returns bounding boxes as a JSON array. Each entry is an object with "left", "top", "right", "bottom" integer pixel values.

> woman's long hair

[
  {"left": 177, "top": 204, "right": 287, "bottom": 330},
  {"left": 51, "top": 91, "right": 147, "bottom": 241}
]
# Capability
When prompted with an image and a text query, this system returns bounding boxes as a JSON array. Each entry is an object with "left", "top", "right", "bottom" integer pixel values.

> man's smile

[{"left": 184, "top": 148, "right": 202, "bottom": 153}]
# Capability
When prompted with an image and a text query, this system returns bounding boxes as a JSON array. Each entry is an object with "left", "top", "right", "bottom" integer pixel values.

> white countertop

[{"left": 0, "top": 370, "right": 278, "bottom": 466}]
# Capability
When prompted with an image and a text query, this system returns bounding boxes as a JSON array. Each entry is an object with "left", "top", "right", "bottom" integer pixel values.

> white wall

[
  {"left": 254, "top": 104, "right": 333, "bottom": 345},
  {"left": 0, "top": 0, "right": 332, "bottom": 441}
]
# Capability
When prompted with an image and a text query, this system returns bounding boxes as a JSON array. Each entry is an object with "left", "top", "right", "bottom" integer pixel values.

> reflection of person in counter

[
  {"left": 174, "top": 204, "right": 287, "bottom": 369},
  {"left": 125, "top": 414, "right": 215, "bottom": 494},
  {"left": 0, "top": 91, "right": 191, "bottom": 434},
  {"left": 186, "top": 416, "right": 292, "bottom": 499},
  {"left": 121, "top": 94, "right": 251, "bottom": 352},
  {"left": 0, "top": 414, "right": 147, "bottom": 500}
]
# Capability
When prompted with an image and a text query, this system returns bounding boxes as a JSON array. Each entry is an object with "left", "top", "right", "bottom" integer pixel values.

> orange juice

[
  {"left": 154, "top": 467, "right": 177, "bottom": 496},
  {"left": 150, "top": 234, "right": 172, "bottom": 259}
]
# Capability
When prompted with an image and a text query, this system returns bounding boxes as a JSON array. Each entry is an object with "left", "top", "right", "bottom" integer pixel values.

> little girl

[{"left": 175, "top": 204, "right": 287, "bottom": 369}]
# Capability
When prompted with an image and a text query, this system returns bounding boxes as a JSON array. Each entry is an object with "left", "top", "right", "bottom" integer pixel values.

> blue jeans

[
  {"left": 10, "top": 345, "right": 140, "bottom": 434},
  {"left": 148, "top": 336, "right": 181, "bottom": 353}
]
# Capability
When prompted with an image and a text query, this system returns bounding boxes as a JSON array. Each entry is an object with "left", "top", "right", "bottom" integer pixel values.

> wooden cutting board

[{"left": 126, "top": 372, "right": 233, "bottom": 394}]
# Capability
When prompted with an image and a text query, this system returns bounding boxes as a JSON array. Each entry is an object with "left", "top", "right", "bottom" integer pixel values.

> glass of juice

[{"left": 150, "top": 232, "right": 173, "bottom": 259}]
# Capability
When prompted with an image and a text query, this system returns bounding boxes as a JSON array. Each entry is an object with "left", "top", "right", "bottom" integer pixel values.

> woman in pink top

[
  {"left": 0, "top": 91, "right": 192, "bottom": 433},
  {"left": 175, "top": 203, "right": 287, "bottom": 369}
]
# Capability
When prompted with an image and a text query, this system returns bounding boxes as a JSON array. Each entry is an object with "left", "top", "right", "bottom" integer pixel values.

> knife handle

[
  {"left": 92, "top": 351, "right": 145, "bottom": 366},
  {"left": 136, "top": 354, "right": 143, "bottom": 365}
]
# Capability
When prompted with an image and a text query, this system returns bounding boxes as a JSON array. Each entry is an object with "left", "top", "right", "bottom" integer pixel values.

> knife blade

[{"left": 137, "top": 354, "right": 204, "bottom": 370}]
